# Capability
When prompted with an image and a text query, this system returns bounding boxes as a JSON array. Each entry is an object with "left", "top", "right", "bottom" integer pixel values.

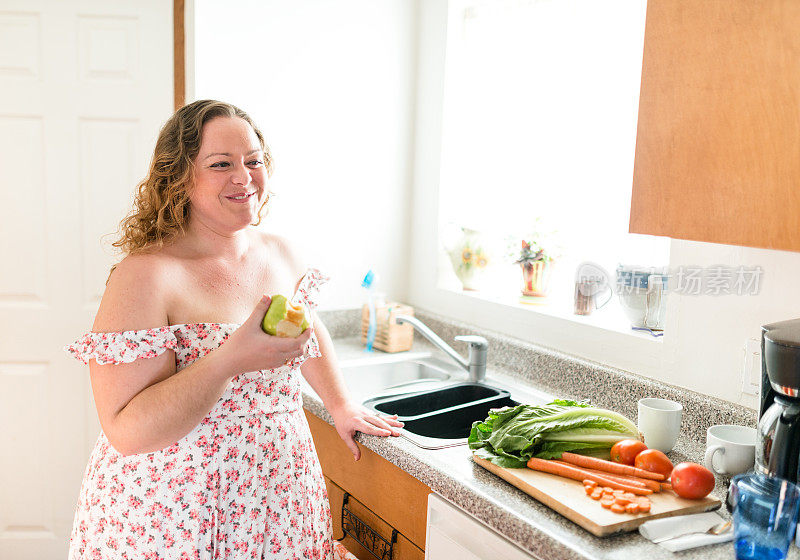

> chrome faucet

[{"left": 395, "top": 315, "right": 488, "bottom": 383}]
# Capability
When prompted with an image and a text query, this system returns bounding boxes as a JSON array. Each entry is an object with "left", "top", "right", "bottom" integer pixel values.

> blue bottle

[{"left": 362, "top": 270, "right": 377, "bottom": 352}]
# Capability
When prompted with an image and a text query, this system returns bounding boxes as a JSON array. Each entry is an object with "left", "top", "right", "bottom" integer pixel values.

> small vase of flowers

[
  {"left": 516, "top": 239, "right": 553, "bottom": 297},
  {"left": 447, "top": 227, "right": 490, "bottom": 291}
]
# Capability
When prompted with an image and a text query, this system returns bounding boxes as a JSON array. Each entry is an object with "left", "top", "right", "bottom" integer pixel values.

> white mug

[
  {"left": 703, "top": 424, "right": 756, "bottom": 476},
  {"left": 637, "top": 398, "right": 683, "bottom": 452}
]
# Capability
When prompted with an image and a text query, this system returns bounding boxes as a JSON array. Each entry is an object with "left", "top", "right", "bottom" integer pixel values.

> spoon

[{"left": 707, "top": 520, "right": 732, "bottom": 535}]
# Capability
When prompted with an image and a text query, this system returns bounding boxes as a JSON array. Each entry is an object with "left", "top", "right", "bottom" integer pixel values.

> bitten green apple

[{"left": 261, "top": 295, "right": 310, "bottom": 337}]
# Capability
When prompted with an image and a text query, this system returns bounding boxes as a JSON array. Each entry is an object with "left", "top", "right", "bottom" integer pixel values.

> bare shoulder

[
  {"left": 92, "top": 251, "right": 174, "bottom": 332},
  {"left": 256, "top": 230, "right": 307, "bottom": 281}
]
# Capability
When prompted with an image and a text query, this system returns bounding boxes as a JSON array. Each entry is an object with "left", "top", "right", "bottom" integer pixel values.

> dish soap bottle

[{"left": 361, "top": 270, "right": 385, "bottom": 352}]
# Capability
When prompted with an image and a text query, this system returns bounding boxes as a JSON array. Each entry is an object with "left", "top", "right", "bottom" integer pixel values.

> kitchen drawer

[
  {"left": 326, "top": 476, "right": 424, "bottom": 560},
  {"left": 305, "top": 410, "right": 432, "bottom": 549}
]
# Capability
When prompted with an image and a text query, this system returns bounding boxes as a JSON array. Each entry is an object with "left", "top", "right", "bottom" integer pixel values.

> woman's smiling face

[{"left": 190, "top": 116, "right": 268, "bottom": 233}]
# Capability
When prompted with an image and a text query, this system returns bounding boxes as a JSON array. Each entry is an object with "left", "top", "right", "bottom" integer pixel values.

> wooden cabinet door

[
  {"left": 325, "top": 476, "right": 424, "bottom": 560},
  {"left": 305, "top": 411, "right": 431, "bottom": 550},
  {"left": 629, "top": 0, "right": 800, "bottom": 251}
]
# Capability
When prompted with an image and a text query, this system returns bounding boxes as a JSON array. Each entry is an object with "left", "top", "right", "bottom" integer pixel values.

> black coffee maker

[{"left": 756, "top": 318, "right": 800, "bottom": 483}]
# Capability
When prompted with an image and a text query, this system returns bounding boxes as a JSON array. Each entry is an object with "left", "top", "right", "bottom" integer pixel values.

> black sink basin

[
  {"left": 401, "top": 396, "right": 518, "bottom": 439},
  {"left": 364, "top": 382, "right": 518, "bottom": 441},
  {"left": 372, "top": 383, "right": 505, "bottom": 417}
]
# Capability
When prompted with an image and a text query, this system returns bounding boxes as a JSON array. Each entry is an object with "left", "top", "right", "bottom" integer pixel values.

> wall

[
  {"left": 407, "top": 0, "right": 800, "bottom": 410},
  {"left": 663, "top": 240, "right": 800, "bottom": 408},
  {"left": 193, "top": 0, "right": 800, "bottom": 409},
  {"left": 192, "top": 0, "right": 417, "bottom": 310}
]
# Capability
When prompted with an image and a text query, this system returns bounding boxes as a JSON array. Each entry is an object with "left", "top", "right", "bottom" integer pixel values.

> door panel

[{"left": 0, "top": 1, "right": 173, "bottom": 558}]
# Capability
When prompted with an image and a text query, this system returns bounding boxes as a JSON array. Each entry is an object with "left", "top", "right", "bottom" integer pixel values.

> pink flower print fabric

[
  {"left": 63, "top": 269, "right": 334, "bottom": 559},
  {"left": 292, "top": 268, "right": 329, "bottom": 312},
  {"left": 332, "top": 541, "right": 359, "bottom": 560},
  {"left": 65, "top": 326, "right": 179, "bottom": 365}
]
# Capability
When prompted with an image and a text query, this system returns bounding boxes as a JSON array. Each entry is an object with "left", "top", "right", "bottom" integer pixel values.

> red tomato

[
  {"left": 609, "top": 439, "right": 648, "bottom": 465},
  {"left": 634, "top": 449, "right": 674, "bottom": 478},
  {"left": 670, "top": 462, "right": 715, "bottom": 500}
]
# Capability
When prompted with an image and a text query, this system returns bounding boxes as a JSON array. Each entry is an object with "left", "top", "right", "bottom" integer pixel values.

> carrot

[
  {"left": 637, "top": 497, "right": 652, "bottom": 513},
  {"left": 560, "top": 452, "right": 665, "bottom": 481},
  {"left": 555, "top": 462, "right": 660, "bottom": 492},
  {"left": 583, "top": 479, "right": 597, "bottom": 488},
  {"left": 576, "top": 466, "right": 662, "bottom": 492},
  {"left": 590, "top": 489, "right": 603, "bottom": 500},
  {"left": 600, "top": 497, "right": 615, "bottom": 509},
  {"left": 526, "top": 458, "right": 653, "bottom": 495},
  {"left": 610, "top": 503, "right": 626, "bottom": 514},
  {"left": 661, "top": 483, "right": 673, "bottom": 492},
  {"left": 615, "top": 496, "right": 632, "bottom": 506},
  {"left": 625, "top": 503, "right": 640, "bottom": 514}
]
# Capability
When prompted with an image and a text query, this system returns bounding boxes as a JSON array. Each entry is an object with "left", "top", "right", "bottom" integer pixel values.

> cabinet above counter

[{"left": 630, "top": 0, "right": 800, "bottom": 252}]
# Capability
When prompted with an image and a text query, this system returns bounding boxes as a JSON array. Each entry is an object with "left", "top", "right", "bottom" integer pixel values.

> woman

[{"left": 64, "top": 99, "right": 402, "bottom": 559}]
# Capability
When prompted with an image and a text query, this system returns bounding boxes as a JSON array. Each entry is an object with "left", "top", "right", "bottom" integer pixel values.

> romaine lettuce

[{"left": 468, "top": 400, "right": 639, "bottom": 468}]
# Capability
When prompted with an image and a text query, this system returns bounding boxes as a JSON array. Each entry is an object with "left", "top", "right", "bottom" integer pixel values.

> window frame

[{"left": 407, "top": 0, "right": 669, "bottom": 380}]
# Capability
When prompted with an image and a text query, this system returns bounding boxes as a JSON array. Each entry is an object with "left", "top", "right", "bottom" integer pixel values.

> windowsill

[
  {"left": 444, "top": 286, "right": 663, "bottom": 343},
  {"left": 414, "top": 283, "right": 669, "bottom": 380}
]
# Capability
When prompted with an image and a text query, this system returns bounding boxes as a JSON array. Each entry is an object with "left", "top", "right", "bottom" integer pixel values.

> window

[{"left": 437, "top": 0, "right": 668, "bottom": 311}]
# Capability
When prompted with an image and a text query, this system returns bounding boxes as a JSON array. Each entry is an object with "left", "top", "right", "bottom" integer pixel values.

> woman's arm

[
  {"left": 90, "top": 256, "right": 309, "bottom": 456},
  {"left": 299, "top": 313, "right": 403, "bottom": 461},
  {"left": 92, "top": 342, "right": 237, "bottom": 455},
  {"left": 271, "top": 233, "right": 402, "bottom": 459}
]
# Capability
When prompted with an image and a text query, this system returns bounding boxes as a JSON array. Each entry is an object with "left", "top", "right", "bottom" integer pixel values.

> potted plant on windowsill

[{"left": 516, "top": 239, "right": 553, "bottom": 297}]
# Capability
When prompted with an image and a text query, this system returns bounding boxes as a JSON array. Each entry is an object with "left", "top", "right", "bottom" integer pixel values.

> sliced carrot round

[
  {"left": 610, "top": 503, "right": 626, "bottom": 514},
  {"left": 625, "top": 503, "right": 640, "bottom": 514}
]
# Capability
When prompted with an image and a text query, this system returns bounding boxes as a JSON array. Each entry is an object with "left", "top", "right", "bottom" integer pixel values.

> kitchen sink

[
  {"left": 400, "top": 398, "right": 516, "bottom": 439},
  {"left": 368, "top": 382, "right": 509, "bottom": 417},
  {"left": 339, "top": 358, "right": 456, "bottom": 401},
  {"left": 363, "top": 382, "right": 519, "bottom": 449},
  {"left": 335, "top": 356, "right": 551, "bottom": 449}
]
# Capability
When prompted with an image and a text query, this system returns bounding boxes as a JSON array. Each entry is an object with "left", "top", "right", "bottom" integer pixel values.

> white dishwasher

[{"left": 425, "top": 493, "right": 538, "bottom": 560}]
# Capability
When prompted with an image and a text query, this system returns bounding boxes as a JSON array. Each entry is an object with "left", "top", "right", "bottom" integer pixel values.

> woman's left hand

[{"left": 329, "top": 401, "right": 404, "bottom": 461}]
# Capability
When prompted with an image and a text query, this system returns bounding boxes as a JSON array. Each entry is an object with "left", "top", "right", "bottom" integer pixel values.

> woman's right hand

[{"left": 220, "top": 295, "right": 313, "bottom": 376}]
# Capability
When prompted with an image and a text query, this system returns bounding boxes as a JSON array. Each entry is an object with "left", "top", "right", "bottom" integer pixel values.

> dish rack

[{"left": 360, "top": 302, "right": 414, "bottom": 353}]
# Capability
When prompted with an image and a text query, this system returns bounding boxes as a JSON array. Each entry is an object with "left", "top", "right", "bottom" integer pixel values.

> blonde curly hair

[{"left": 113, "top": 99, "right": 273, "bottom": 256}]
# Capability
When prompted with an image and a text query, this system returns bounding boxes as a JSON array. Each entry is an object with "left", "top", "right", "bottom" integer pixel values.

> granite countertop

[{"left": 302, "top": 335, "right": 800, "bottom": 560}]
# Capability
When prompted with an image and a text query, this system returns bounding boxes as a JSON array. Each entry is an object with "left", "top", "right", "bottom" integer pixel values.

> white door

[{"left": 0, "top": 1, "right": 173, "bottom": 558}]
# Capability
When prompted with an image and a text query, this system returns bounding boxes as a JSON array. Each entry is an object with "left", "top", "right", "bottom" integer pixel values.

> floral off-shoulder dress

[{"left": 64, "top": 269, "right": 333, "bottom": 560}]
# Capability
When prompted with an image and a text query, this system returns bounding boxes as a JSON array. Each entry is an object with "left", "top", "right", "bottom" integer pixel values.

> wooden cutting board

[{"left": 472, "top": 454, "right": 721, "bottom": 537}]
